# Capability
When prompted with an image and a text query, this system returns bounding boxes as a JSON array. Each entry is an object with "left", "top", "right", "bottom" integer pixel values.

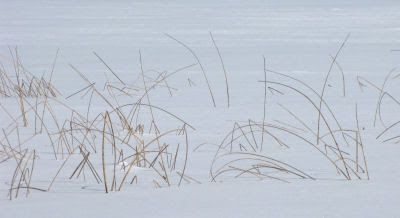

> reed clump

[
  {"left": 3, "top": 35, "right": 393, "bottom": 200},
  {"left": 0, "top": 48, "right": 199, "bottom": 198}
]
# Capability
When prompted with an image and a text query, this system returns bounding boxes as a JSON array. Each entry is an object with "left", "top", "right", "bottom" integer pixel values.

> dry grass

[
  {"left": 0, "top": 47, "right": 200, "bottom": 198},
  {"left": 209, "top": 35, "right": 371, "bottom": 183},
  {"left": 0, "top": 48, "right": 59, "bottom": 99},
  {"left": 2, "top": 35, "right": 392, "bottom": 200}
]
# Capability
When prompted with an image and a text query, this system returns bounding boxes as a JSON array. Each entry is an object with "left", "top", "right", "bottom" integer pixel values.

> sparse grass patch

[{"left": 2, "top": 35, "right": 395, "bottom": 200}]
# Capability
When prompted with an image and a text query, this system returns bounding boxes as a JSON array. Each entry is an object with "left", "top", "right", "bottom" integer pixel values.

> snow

[
  {"left": 3, "top": 180, "right": 400, "bottom": 218},
  {"left": 1, "top": 0, "right": 400, "bottom": 217}
]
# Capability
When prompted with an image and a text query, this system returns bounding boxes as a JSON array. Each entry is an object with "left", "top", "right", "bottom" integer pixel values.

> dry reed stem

[
  {"left": 139, "top": 50, "right": 170, "bottom": 186},
  {"left": 176, "top": 171, "right": 201, "bottom": 184},
  {"left": 264, "top": 80, "right": 351, "bottom": 179},
  {"left": 101, "top": 113, "right": 109, "bottom": 193},
  {"left": 93, "top": 52, "right": 126, "bottom": 85},
  {"left": 373, "top": 68, "right": 396, "bottom": 128},
  {"left": 329, "top": 54, "right": 346, "bottom": 97},
  {"left": 266, "top": 69, "right": 350, "bottom": 147},
  {"left": 40, "top": 50, "right": 59, "bottom": 133},
  {"left": 261, "top": 56, "right": 267, "bottom": 152},
  {"left": 69, "top": 151, "right": 89, "bottom": 179},
  {"left": 16, "top": 150, "right": 35, "bottom": 198},
  {"left": 278, "top": 103, "right": 350, "bottom": 156},
  {"left": 355, "top": 104, "right": 369, "bottom": 179},
  {"left": 317, "top": 33, "right": 350, "bottom": 145},
  {"left": 9, "top": 149, "right": 27, "bottom": 200},
  {"left": 48, "top": 145, "right": 80, "bottom": 191},
  {"left": 234, "top": 122, "right": 257, "bottom": 152},
  {"left": 165, "top": 33, "right": 216, "bottom": 107},
  {"left": 178, "top": 125, "right": 189, "bottom": 186},
  {"left": 248, "top": 119, "right": 259, "bottom": 149},
  {"left": 210, "top": 152, "right": 314, "bottom": 182},
  {"left": 65, "top": 82, "right": 95, "bottom": 99},
  {"left": 233, "top": 166, "right": 290, "bottom": 183},
  {"left": 26, "top": 149, "right": 36, "bottom": 196},
  {"left": 210, "top": 32, "right": 230, "bottom": 107},
  {"left": 376, "top": 120, "right": 400, "bottom": 140},
  {"left": 22, "top": 99, "right": 57, "bottom": 158},
  {"left": 126, "top": 63, "right": 197, "bottom": 130}
]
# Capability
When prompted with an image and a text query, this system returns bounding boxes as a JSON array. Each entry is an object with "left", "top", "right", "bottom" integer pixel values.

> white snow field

[{"left": 0, "top": 0, "right": 400, "bottom": 217}]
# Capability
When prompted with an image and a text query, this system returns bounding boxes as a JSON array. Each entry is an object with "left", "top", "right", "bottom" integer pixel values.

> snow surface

[{"left": 1, "top": 0, "right": 400, "bottom": 217}]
